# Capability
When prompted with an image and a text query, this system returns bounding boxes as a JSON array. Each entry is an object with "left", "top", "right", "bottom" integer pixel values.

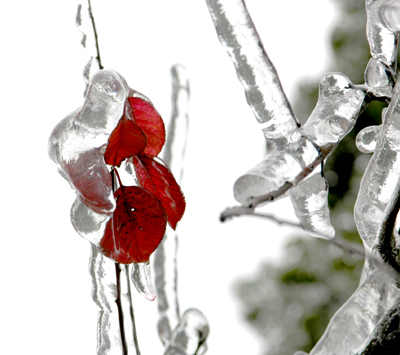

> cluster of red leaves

[{"left": 100, "top": 96, "right": 185, "bottom": 264}]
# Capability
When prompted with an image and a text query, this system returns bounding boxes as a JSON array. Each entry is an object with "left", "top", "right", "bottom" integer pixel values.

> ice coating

[
  {"left": 206, "top": 0, "right": 400, "bottom": 353},
  {"left": 205, "top": 0, "right": 367, "bottom": 238},
  {"left": 154, "top": 232, "right": 180, "bottom": 344},
  {"left": 163, "top": 309, "right": 210, "bottom": 355},
  {"left": 131, "top": 262, "right": 156, "bottom": 301},
  {"left": 308, "top": 76, "right": 400, "bottom": 355},
  {"left": 302, "top": 73, "right": 366, "bottom": 154},
  {"left": 310, "top": 263, "right": 400, "bottom": 355},
  {"left": 354, "top": 75, "right": 400, "bottom": 256},
  {"left": 289, "top": 170, "right": 334, "bottom": 239},
  {"left": 288, "top": 73, "right": 366, "bottom": 238},
  {"left": 234, "top": 72, "right": 366, "bottom": 237},
  {"left": 90, "top": 245, "right": 140, "bottom": 354},
  {"left": 365, "top": 0, "right": 400, "bottom": 97},
  {"left": 205, "top": 0, "right": 298, "bottom": 127},
  {"left": 48, "top": 69, "right": 129, "bottom": 226}
]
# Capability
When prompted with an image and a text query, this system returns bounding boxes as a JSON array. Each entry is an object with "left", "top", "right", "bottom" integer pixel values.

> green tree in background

[{"left": 235, "top": 1, "right": 396, "bottom": 354}]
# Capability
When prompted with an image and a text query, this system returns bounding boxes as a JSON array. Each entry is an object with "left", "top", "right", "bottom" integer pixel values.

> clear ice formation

[
  {"left": 365, "top": 0, "right": 400, "bottom": 97},
  {"left": 90, "top": 244, "right": 141, "bottom": 354},
  {"left": 356, "top": 125, "right": 381, "bottom": 153},
  {"left": 206, "top": 0, "right": 400, "bottom": 353},
  {"left": 153, "top": 65, "right": 210, "bottom": 353},
  {"left": 206, "top": 0, "right": 366, "bottom": 239},
  {"left": 49, "top": 69, "right": 160, "bottom": 353},
  {"left": 163, "top": 309, "right": 210, "bottom": 355},
  {"left": 131, "top": 262, "right": 156, "bottom": 301}
]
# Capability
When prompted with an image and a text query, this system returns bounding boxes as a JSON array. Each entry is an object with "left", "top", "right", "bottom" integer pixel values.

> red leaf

[
  {"left": 132, "top": 155, "right": 185, "bottom": 230},
  {"left": 128, "top": 97, "right": 165, "bottom": 158},
  {"left": 104, "top": 105, "right": 147, "bottom": 167},
  {"left": 99, "top": 186, "right": 167, "bottom": 264}
]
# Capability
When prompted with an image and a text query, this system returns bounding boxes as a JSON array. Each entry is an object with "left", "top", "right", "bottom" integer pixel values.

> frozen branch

[
  {"left": 205, "top": 0, "right": 298, "bottom": 128},
  {"left": 87, "top": 0, "right": 103, "bottom": 70}
]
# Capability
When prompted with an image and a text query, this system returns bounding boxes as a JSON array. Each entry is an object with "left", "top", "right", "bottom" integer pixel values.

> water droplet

[{"left": 356, "top": 125, "right": 381, "bottom": 153}]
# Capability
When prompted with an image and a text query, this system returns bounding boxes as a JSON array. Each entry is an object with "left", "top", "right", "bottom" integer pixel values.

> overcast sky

[{"left": 1, "top": 1, "right": 339, "bottom": 354}]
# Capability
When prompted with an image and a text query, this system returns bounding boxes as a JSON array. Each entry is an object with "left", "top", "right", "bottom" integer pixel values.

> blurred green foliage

[{"left": 234, "top": 0, "right": 398, "bottom": 354}]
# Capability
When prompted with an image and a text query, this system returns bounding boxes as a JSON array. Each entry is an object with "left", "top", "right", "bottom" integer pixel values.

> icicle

[
  {"left": 289, "top": 169, "right": 334, "bottom": 239},
  {"left": 154, "top": 232, "right": 180, "bottom": 343},
  {"left": 163, "top": 309, "right": 210, "bottom": 355},
  {"left": 163, "top": 65, "right": 190, "bottom": 183},
  {"left": 131, "top": 262, "right": 156, "bottom": 301},
  {"left": 155, "top": 65, "right": 187, "bottom": 344},
  {"left": 89, "top": 245, "right": 124, "bottom": 354}
]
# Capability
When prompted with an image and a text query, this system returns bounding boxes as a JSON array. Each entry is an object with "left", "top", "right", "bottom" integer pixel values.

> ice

[
  {"left": 48, "top": 69, "right": 129, "bottom": 242},
  {"left": 49, "top": 69, "right": 154, "bottom": 354},
  {"left": 234, "top": 72, "right": 366, "bottom": 237},
  {"left": 365, "top": 0, "right": 400, "bottom": 97},
  {"left": 356, "top": 125, "right": 381, "bottom": 153},
  {"left": 205, "top": 0, "right": 299, "bottom": 127},
  {"left": 206, "top": 0, "right": 400, "bottom": 353},
  {"left": 289, "top": 170, "right": 334, "bottom": 239},
  {"left": 163, "top": 309, "right": 210, "bottom": 355},
  {"left": 90, "top": 245, "right": 140, "bottom": 354},
  {"left": 155, "top": 231, "right": 180, "bottom": 344},
  {"left": 155, "top": 67, "right": 188, "bottom": 344},
  {"left": 308, "top": 74, "right": 400, "bottom": 355},
  {"left": 206, "top": 0, "right": 368, "bottom": 238},
  {"left": 131, "top": 262, "right": 156, "bottom": 301}
]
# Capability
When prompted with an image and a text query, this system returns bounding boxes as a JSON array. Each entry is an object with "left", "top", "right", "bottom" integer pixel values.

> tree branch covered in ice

[{"left": 206, "top": 0, "right": 400, "bottom": 353}]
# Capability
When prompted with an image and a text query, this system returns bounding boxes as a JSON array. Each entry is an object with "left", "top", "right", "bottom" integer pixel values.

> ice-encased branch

[
  {"left": 205, "top": 0, "right": 299, "bottom": 129},
  {"left": 155, "top": 65, "right": 210, "bottom": 354}
]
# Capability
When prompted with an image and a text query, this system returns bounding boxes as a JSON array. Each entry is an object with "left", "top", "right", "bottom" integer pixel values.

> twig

[
  {"left": 248, "top": 153, "right": 324, "bottom": 208},
  {"left": 88, "top": 0, "right": 103, "bottom": 70},
  {"left": 220, "top": 206, "right": 365, "bottom": 257},
  {"left": 115, "top": 263, "right": 128, "bottom": 355}
]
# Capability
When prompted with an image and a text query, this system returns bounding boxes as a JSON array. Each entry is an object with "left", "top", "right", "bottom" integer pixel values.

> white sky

[{"left": 1, "top": 1, "right": 339, "bottom": 354}]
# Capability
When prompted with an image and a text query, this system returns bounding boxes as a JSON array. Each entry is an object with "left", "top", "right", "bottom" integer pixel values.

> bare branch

[{"left": 88, "top": 0, "right": 103, "bottom": 70}]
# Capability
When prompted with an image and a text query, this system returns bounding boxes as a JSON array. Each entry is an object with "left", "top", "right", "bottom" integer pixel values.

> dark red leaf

[
  {"left": 99, "top": 186, "right": 167, "bottom": 264},
  {"left": 128, "top": 97, "right": 165, "bottom": 158},
  {"left": 104, "top": 105, "right": 147, "bottom": 167},
  {"left": 132, "top": 155, "right": 185, "bottom": 230}
]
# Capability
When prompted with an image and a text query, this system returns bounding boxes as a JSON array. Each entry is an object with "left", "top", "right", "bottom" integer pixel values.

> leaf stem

[
  {"left": 87, "top": 0, "right": 103, "bottom": 70},
  {"left": 115, "top": 263, "right": 128, "bottom": 355},
  {"left": 112, "top": 167, "right": 123, "bottom": 188}
]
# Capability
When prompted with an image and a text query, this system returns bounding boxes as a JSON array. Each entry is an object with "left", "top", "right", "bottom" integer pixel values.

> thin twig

[
  {"left": 88, "top": 0, "right": 103, "bottom": 70},
  {"left": 248, "top": 153, "right": 324, "bottom": 208},
  {"left": 115, "top": 263, "right": 128, "bottom": 355},
  {"left": 221, "top": 206, "right": 365, "bottom": 257},
  {"left": 220, "top": 206, "right": 400, "bottom": 284}
]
